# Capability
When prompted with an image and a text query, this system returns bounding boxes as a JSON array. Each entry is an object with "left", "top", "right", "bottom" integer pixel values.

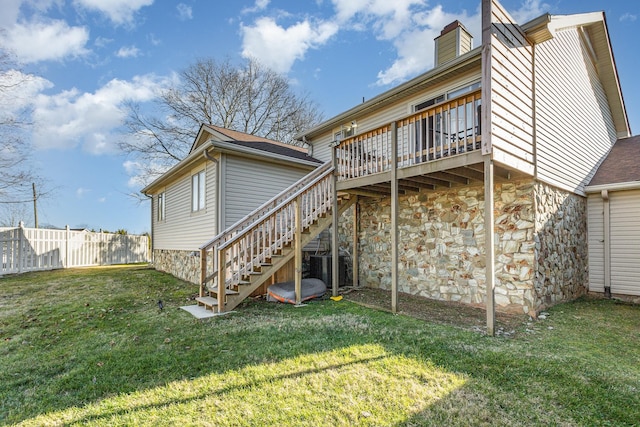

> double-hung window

[
  {"left": 192, "top": 170, "right": 206, "bottom": 212},
  {"left": 157, "top": 192, "right": 165, "bottom": 221}
]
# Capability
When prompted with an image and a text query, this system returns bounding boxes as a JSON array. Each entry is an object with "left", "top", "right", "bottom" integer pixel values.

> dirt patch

[{"left": 340, "top": 287, "right": 529, "bottom": 336}]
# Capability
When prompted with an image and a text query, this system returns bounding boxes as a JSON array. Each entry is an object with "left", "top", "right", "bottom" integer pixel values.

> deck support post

[
  {"left": 484, "top": 155, "right": 495, "bottom": 336},
  {"left": 352, "top": 196, "right": 359, "bottom": 288},
  {"left": 294, "top": 196, "right": 303, "bottom": 305},
  {"left": 217, "top": 249, "right": 226, "bottom": 314},
  {"left": 391, "top": 122, "right": 399, "bottom": 314},
  {"left": 332, "top": 147, "right": 340, "bottom": 296}
]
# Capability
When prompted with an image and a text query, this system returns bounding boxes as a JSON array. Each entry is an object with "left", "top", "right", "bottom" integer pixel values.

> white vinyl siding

[
  {"left": 609, "top": 190, "right": 640, "bottom": 296},
  {"left": 223, "top": 155, "right": 310, "bottom": 228},
  {"left": 587, "top": 190, "right": 640, "bottom": 296},
  {"left": 487, "top": 0, "right": 534, "bottom": 174},
  {"left": 153, "top": 161, "right": 217, "bottom": 251},
  {"left": 587, "top": 194, "right": 604, "bottom": 292},
  {"left": 535, "top": 28, "right": 617, "bottom": 195}
]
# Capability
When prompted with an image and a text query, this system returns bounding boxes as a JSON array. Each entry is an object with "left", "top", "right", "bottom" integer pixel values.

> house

[
  {"left": 190, "top": 0, "right": 631, "bottom": 334},
  {"left": 586, "top": 135, "right": 640, "bottom": 301},
  {"left": 141, "top": 124, "right": 322, "bottom": 284}
]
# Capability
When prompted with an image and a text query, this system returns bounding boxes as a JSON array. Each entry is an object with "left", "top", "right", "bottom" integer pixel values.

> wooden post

[
  {"left": 391, "top": 122, "right": 399, "bottom": 314},
  {"left": 217, "top": 249, "right": 226, "bottom": 314},
  {"left": 484, "top": 156, "right": 496, "bottom": 336},
  {"left": 65, "top": 225, "right": 70, "bottom": 268},
  {"left": 352, "top": 197, "right": 359, "bottom": 288},
  {"left": 294, "top": 196, "right": 303, "bottom": 305},
  {"left": 200, "top": 248, "right": 207, "bottom": 297},
  {"left": 332, "top": 145, "right": 340, "bottom": 296}
]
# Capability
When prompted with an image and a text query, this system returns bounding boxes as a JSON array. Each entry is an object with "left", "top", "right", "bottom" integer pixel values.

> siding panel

[
  {"left": 535, "top": 28, "right": 616, "bottom": 194},
  {"left": 153, "top": 161, "right": 218, "bottom": 250},
  {"left": 223, "top": 156, "right": 310, "bottom": 228},
  {"left": 488, "top": 0, "right": 535, "bottom": 170},
  {"left": 609, "top": 190, "right": 640, "bottom": 296}
]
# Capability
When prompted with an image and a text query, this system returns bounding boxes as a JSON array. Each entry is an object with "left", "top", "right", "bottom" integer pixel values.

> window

[
  {"left": 192, "top": 170, "right": 206, "bottom": 212},
  {"left": 157, "top": 192, "right": 165, "bottom": 221}
]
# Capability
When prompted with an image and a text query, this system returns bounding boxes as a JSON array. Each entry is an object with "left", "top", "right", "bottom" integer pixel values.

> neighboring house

[
  {"left": 586, "top": 135, "right": 640, "bottom": 300},
  {"left": 141, "top": 124, "right": 322, "bottom": 284},
  {"left": 174, "top": 0, "right": 632, "bottom": 333}
]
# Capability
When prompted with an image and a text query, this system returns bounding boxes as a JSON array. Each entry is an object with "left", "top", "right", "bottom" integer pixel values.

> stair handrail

[
  {"left": 217, "top": 163, "right": 336, "bottom": 252},
  {"left": 199, "top": 160, "right": 332, "bottom": 251}
]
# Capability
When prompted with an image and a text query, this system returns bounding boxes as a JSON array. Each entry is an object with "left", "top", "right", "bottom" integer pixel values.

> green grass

[{"left": 1, "top": 265, "right": 639, "bottom": 426}]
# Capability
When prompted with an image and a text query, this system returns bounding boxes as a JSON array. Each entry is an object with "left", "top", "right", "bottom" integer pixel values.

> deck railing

[{"left": 336, "top": 89, "right": 482, "bottom": 181}]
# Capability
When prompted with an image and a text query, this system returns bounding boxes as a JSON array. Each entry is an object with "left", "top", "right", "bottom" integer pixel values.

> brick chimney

[{"left": 434, "top": 21, "right": 473, "bottom": 67}]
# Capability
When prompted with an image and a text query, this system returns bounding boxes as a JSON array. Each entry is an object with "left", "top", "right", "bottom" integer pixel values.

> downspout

[
  {"left": 601, "top": 189, "right": 611, "bottom": 298},
  {"left": 203, "top": 148, "right": 221, "bottom": 234}
]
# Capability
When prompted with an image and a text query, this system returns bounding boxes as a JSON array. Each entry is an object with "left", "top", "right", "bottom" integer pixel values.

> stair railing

[{"left": 199, "top": 162, "right": 336, "bottom": 312}]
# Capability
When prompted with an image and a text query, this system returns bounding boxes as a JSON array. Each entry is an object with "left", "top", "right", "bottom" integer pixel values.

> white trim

[{"left": 585, "top": 181, "right": 640, "bottom": 193}]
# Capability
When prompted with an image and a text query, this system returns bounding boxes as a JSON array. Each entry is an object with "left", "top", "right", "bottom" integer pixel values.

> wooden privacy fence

[{"left": 0, "top": 225, "right": 150, "bottom": 276}]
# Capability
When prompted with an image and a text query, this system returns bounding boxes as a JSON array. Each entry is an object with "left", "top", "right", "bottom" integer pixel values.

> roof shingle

[{"left": 589, "top": 135, "right": 640, "bottom": 186}]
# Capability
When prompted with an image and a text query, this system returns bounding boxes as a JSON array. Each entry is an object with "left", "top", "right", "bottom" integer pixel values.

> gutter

[{"left": 584, "top": 181, "right": 640, "bottom": 193}]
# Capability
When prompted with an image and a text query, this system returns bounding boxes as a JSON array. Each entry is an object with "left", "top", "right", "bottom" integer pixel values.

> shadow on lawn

[{"left": 3, "top": 268, "right": 639, "bottom": 426}]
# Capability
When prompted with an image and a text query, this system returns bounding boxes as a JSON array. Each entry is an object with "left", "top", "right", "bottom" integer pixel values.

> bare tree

[
  {"left": 0, "top": 46, "right": 53, "bottom": 224},
  {"left": 121, "top": 57, "right": 323, "bottom": 185}
]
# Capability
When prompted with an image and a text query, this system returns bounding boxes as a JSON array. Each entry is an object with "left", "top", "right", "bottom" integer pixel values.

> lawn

[{"left": 0, "top": 265, "right": 638, "bottom": 426}]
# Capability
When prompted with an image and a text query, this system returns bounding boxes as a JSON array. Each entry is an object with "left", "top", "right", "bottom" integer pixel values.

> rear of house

[{"left": 296, "top": 0, "right": 629, "bottom": 318}]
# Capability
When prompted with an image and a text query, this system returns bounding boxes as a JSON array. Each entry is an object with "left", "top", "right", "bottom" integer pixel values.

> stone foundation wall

[
  {"left": 153, "top": 249, "right": 201, "bottom": 285},
  {"left": 533, "top": 182, "right": 588, "bottom": 312},
  {"left": 357, "top": 180, "right": 538, "bottom": 315}
]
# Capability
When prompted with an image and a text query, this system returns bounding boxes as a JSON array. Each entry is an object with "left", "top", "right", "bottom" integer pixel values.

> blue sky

[{"left": 1, "top": 0, "right": 638, "bottom": 234}]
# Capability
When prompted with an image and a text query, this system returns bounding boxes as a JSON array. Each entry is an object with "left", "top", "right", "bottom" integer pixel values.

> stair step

[
  {"left": 196, "top": 296, "right": 219, "bottom": 311},
  {"left": 209, "top": 287, "right": 239, "bottom": 295}
]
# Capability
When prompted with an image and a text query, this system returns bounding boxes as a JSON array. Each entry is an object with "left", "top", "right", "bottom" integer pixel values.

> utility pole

[{"left": 32, "top": 182, "right": 38, "bottom": 228}]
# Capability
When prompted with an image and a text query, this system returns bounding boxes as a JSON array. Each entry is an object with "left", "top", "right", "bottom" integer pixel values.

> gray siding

[
  {"left": 587, "top": 194, "right": 604, "bottom": 292},
  {"left": 535, "top": 28, "right": 617, "bottom": 195},
  {"left": 488, "top": 0, "right": 535, "bottom": 173},
  {"left": 153, "top": 160, "right": 218, "bottom": 251},
  {"left": 223, "top": 155, "right": 310, "bottom": 228}
]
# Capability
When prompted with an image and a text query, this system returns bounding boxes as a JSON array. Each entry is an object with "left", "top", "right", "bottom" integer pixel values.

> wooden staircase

[{"left": 197, "top": 162, "right": 354, "bottom": 314}]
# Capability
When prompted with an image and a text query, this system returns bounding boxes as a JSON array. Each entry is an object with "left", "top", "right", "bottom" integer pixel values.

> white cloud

[
  {"left": 241, "top": 17, "right": 338, "bottom": 74},
  {"left": 31, "top": 74, "right": 171, "bottom": 154},
  {"left": 0, "top": 70, "right": 53, "bottom": 111},
  {"left": 98, "top": 196, "right": 106, "bottom": 203},
  {"left": 76, "top": 187, "right": 91, "bottom": 198},
  {"left": 508, "top": 0, "right": 549, "bottom": 24},
  {"left": 620, "top": 13, "right": 637, "bottom": 22},
  {"left": 176, "top": 3, "right": 192, "bottom": 21},
  {"left": 73, "top": 0, "right": 154, "bottom": 25},
  {"left": 116, "top": 45, "right": 141, "bottom": 58},
  {"left": 242, "top": 0, "right": 270, "bottom": 14},
  {"left": 0, "top": 19, "right": 90, "bottom": 63}
]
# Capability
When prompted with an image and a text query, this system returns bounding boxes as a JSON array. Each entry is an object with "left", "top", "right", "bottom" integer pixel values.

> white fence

[{"left": 0, "top": 225, "right": 150, "bottom": 275}]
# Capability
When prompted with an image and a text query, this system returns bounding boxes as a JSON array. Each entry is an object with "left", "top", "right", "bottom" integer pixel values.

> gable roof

[
  {"left": 141, "top": 125, "right": 321, "bottom": 195},
  {"left": 587, "top": 135, "right": 640, "bottom": 191},
  {"left": 198, "top": 124, "right": 321, "bottom": 164}
]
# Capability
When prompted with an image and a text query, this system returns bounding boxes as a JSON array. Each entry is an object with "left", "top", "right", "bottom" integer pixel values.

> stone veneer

[
  {"left": 350, "top": 179, "right": 588, "bottom": 317},
  {"left": 533, "top": 182, "right": 588, "bottom": 312},
  {"left": 153, "top": 249, "right": 201, "bottom": 285}
]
